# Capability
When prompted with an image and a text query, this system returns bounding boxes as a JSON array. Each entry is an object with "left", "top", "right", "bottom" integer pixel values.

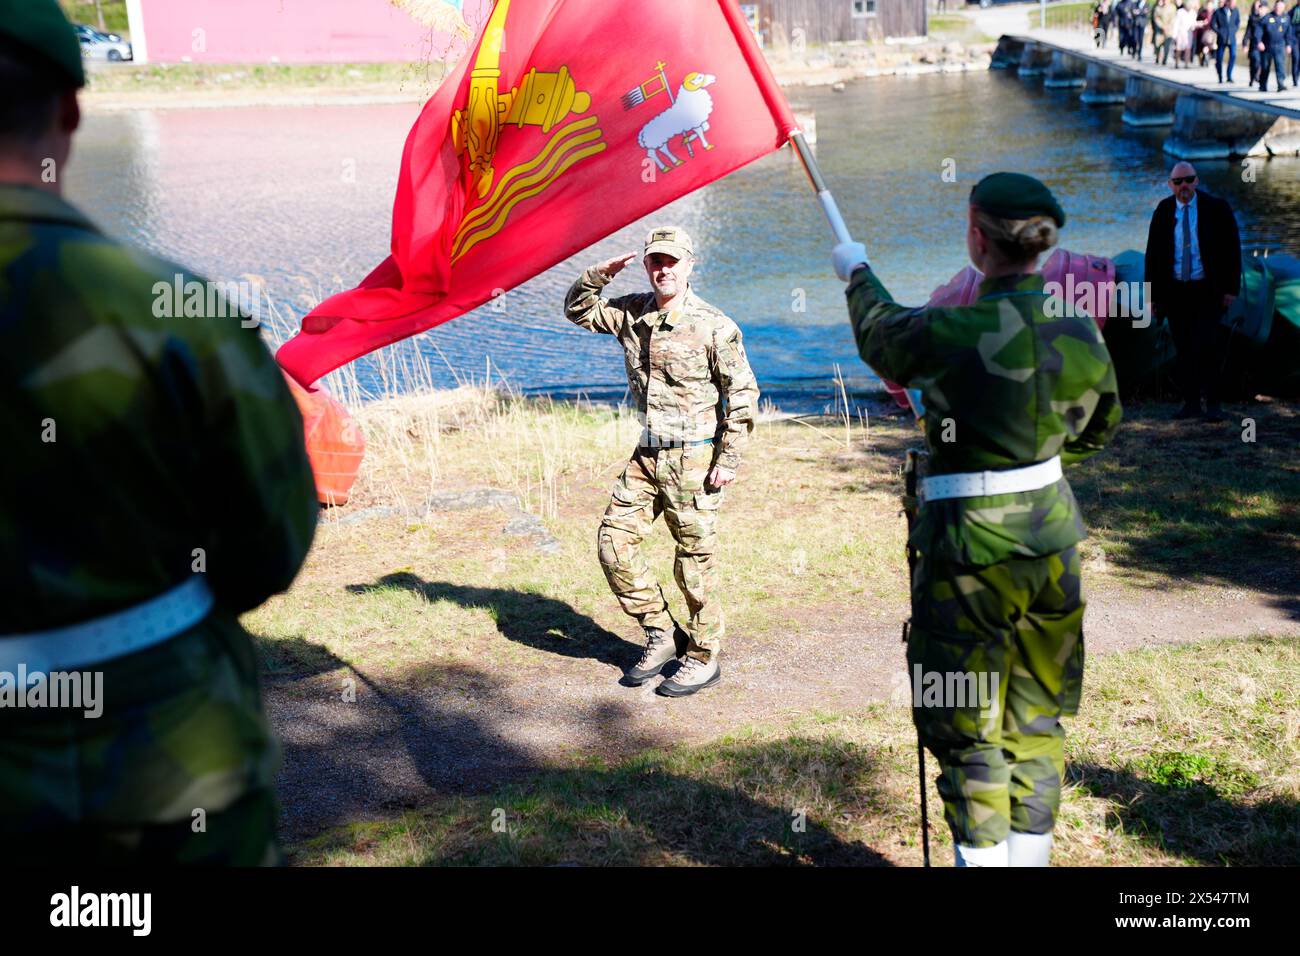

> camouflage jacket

[
  {"left": 0, "top": 184, "right": 318, "bottom": 632},
  {"left": 565, "top": 266, "right": 759, "bottom": 471},
  {"left": 847, "top": 267, "right": 1122, "bottom": 566}
]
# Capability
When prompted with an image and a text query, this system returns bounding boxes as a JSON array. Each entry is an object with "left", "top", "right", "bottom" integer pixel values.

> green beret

[
  {"left": 0, "top": 0, "right": 86, "bottom": 89},
  {"left": 969, "top": 172, "right": 1066, "bottom": 228}
]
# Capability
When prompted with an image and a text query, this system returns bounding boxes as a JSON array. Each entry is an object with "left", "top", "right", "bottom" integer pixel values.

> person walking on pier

[
  {"left": 1254, "top": 0, "right": 1295, "bottom": 91},
  {"left": 1093, "top": 0, "right": 1114, "bottom": 48},
  {"left": 1247, "top": 0, "right": 1267, "bottom": 81},
  {"left": 1154, "top": 0, "right": 1178, "bottom": 63},
  {"left": 1145, "top": 163, "right": 1243, "bottom": 421},
  {"left": 1116, "top": 0, "right": 1136, "bottom": 54},
  {"left": 565, "top": 227, "right": 758, "bottom": 697},
  {"left": 1198, "top": 2, "right": 1217, "bottom": 66},
  {"left": 1213, "top": 0, "right": 1242, "bottom": 80},
  {"left": 834, "top": 174, "right": 1121, "bottom": 866},
  {"left": 1174, "top": 1, "right": 1197, "bottom": 65},
  {"left": 1133, "top": 0, "right": 1151, "bottom": 58},
  {"left": 1287, "top": 0, "right": 1300, "bottom": 83}
]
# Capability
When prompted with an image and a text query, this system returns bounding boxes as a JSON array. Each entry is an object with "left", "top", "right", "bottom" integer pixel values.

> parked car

[{"left": 75, "top": 23, "right": 133, "bottom": 62}]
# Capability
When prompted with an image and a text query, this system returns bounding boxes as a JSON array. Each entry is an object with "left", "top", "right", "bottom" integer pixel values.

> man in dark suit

[
  {"left": 1145, "top": 162, "right": 1242, "bottom": 421},
  {"left": 1213, "top": 0, "right": 1242, "bottom": 82}
]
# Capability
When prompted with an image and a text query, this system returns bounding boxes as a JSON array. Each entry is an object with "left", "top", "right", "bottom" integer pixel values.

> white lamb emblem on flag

[{"left": 622, "top": 63, "right": 718, "bottom": 173}]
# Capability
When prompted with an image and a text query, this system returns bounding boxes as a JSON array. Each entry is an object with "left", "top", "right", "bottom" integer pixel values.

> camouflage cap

[
  {"left": 969, "top": 172, "right": 1066, "bottom": 228},
  {"left": 0, "top": 0, "right": 86, "bottom": 88},
  {"left": 643, "top": 226, "right": 694, "bottom": 260}
]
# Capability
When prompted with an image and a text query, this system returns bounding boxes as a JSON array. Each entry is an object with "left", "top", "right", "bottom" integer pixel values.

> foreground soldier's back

[{"left": 0, "top": 0, "right": 318, "bottom": 864}]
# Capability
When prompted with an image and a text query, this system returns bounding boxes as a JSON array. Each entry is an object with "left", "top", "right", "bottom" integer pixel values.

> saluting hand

[{"left": 596, "top": 253, "right": 637, "bottom": 279}]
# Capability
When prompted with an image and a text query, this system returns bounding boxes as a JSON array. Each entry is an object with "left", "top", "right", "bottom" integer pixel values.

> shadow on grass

[
  {"left": 1067, "top": 402, "right": 1300, "bottom": 612},
  {"left": 258, "top": 634, "right": 897, "bottom": 864},
  {"left": 293, "top": 729, "right": 897, "bottom": 866},
  {"left": 345, "top": 572, "right": 640, "bottom": 669},
  {"left": 263, "top": 642, "right": 530, "bottom": 841},
  {"left": 1070, "top": 760, "right": 1300, "bottom": 865}
]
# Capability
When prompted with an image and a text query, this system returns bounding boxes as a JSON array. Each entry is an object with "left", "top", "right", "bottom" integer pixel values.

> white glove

[{"left": 833, "top": 242, "right": 869, "bottom": 282}]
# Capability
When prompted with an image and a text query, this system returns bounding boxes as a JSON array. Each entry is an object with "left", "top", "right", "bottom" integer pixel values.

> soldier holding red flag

[{"left": 565, "top": 227, "right": 758, "bottom": 697}]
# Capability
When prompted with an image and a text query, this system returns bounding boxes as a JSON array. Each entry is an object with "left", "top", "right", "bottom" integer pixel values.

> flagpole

[{"left": 788, "top": 130, "right": 853, "bottom": 245}]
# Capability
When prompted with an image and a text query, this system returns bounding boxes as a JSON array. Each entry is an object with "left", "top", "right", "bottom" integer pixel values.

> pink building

[{"left": 124, "top": 0, "right": 491, "bottom": 65}]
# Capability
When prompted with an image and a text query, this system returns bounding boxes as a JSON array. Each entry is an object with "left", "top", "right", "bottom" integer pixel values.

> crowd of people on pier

[{"left": 1092, "top": 0, "right": 1300, "bottom": 90}]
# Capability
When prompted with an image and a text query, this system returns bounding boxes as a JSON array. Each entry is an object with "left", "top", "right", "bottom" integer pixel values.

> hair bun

[{"left": 1013, "top": 216, "right": 1059, "bottom": 257}]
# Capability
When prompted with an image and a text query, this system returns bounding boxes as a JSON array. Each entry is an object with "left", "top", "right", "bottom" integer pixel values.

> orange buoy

[{"left": 281, "top": 371, "right": 366, "bottom": 506}]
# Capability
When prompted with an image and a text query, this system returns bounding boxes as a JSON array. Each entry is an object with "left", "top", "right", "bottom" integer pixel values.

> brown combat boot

[
  {"left": 656, "top": 654, "right": 720, "bottom": 697},
  {"left": 624, "top": 626, "right": 684, "bottom": 685}
]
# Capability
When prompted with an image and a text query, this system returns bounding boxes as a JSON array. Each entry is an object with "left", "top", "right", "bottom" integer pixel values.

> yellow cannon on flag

[{"left": 451, "top": 0, "right": 592, "bottom": 198}]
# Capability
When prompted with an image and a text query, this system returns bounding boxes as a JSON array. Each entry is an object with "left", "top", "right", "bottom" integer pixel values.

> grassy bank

[
  {"left": 240, "top": 369, "right": 1299, "bottom": 864},
  {"left": 288, "top": 635, "right": 1299, "bottom": 866},
  {"left": 83, "top": 61, "right": 451, "bottom": 99},
  {"left": 1044, "top": 1, "right": 1096, "bottom": 31},
  {"left": 61, "top": 0, "right": 129, "bottom": 35}
]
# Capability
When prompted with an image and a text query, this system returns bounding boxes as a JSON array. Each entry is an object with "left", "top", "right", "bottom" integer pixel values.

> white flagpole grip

[
  {"left": 789, "top": 130, "right": 853, "bottom": 244},
  {"left": 817, "top": 190, "right": 852, "bottom": 245}
]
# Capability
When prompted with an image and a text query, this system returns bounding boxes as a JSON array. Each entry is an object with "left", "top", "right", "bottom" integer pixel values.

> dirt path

[{"left": 266, "top": 578, "right": 1299, "bottom": 841}]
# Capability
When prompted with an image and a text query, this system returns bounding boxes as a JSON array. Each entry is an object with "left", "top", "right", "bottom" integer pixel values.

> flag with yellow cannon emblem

[{"left": 278, "top": 0, "right": 798, "bottom": 387}]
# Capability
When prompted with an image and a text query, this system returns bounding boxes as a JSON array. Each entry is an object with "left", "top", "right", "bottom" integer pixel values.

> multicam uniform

[
  {"left": 565, "top": 266, "right": 758, "bottom": 663},
  {"left": 0, "top": 185, "right": 318, "bottom": 864},
  {"left": 846, "top": 268, "right": 1121, "bottom": 851}
]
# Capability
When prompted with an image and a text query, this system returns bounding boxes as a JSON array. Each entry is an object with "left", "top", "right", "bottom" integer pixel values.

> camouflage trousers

[
  {"left": 907, "top": 545, "right": 1085, "bottom": 848},
  {"left": 0, "top": 613, "right": 281, "bottom": 865},
  {"left": 597, "top": 443, "right": 725, "bottom": 662}
]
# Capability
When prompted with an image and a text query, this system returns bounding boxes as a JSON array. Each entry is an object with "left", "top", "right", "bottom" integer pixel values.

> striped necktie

[{"left": 1180, "top": 204, "right": 1192, "bottom": 281}]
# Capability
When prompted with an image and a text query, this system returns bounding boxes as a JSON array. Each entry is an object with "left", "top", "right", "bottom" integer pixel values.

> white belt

[
  {"left": 0, "top": 576, "right": 215, "bottom": 676},
  {"left": 921, "top": 456, "right": 1063, "bottom": 501}
]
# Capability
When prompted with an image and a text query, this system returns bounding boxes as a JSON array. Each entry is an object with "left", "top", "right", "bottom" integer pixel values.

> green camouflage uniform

[
  {"left": 565, "top": 266, "right": 758, "bottom": 662},
  {"left": 0, "top": 184, "right": 318, "bottom": 864},
  {"left": 847, "top": 267, "right": 1121, "bottom": 848}
]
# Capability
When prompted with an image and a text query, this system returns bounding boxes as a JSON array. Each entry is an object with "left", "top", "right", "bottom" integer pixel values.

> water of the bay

[{"left": 67, "top": 68, "right": 1300, "bottom": 412}]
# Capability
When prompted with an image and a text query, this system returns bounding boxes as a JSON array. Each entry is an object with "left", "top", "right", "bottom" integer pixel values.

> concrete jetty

[{"left": 991, "top": 31, "right": 1300, "bottom": 158}]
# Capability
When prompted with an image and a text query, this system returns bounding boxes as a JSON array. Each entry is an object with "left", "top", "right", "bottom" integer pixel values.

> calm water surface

[{"left": 67, "top": 70, "right": 1300, "bottom": 411}]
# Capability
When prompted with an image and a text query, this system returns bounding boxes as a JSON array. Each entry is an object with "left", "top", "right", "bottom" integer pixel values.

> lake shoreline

[{"left": 79, "top": 41, "right": 997, "bottom": 113}]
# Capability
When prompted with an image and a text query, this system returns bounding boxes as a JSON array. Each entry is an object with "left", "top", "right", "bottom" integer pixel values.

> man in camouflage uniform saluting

[
  {"left": 834, "top": 174, "right": 1122, "bottom": 865},
  {"left": 565, "top": 227, "right": 758, "bottom": 696},
  {"left": 0, "top": 0, "right": 318, "bottom": 864}
]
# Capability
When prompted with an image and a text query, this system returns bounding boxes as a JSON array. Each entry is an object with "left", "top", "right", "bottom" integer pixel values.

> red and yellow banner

[{"left": 277, "top": 0, "right": 798, "bottom": 386}]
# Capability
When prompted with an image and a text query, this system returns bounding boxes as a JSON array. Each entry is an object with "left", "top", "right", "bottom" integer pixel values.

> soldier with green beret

[
  {"left": 565, "top": 226, "right": 759, "bottom": 696},
  {"left": 833, "top": 172, "right": 1122, "bottom": 866},
  {"left": 0, "top": 0, "right": 318, "bottom": 864}
]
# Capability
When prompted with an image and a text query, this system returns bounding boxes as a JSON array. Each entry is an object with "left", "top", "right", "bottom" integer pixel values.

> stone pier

[
  {"left": 1080, "top": 61, "right": 1127, "bottom": 105},
  {"left": 1122, "top": 75, "right": 1179, "bottom": 126},
  {"left": 1044, "top": 51, "right": 1087, "bottom": 88},
  {"left": 991, "top": 33, "right": 1300, "bottom": 159},
  {"left": 1164, "top": 94, "right": 1300, "bottom": 158},
  {"left": 990, "top": 35, "right": 1026, "bottom": 70},
  {"left": 1018, "top": 42, "right": 1054, "bottom": 78}
]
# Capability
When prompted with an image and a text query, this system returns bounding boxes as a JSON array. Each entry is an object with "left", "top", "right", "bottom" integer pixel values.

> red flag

[{"left": 277, "top": 0, "right": 798, "bottom": 387}]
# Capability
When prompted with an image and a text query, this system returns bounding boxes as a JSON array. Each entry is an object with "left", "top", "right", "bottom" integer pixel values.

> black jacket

[
  {"left": 1211, "top": 5, "right": 1241, "bottom": 40},
  {"left": 1145, "top": 189, "right": 1242, "bottom": 308}
]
